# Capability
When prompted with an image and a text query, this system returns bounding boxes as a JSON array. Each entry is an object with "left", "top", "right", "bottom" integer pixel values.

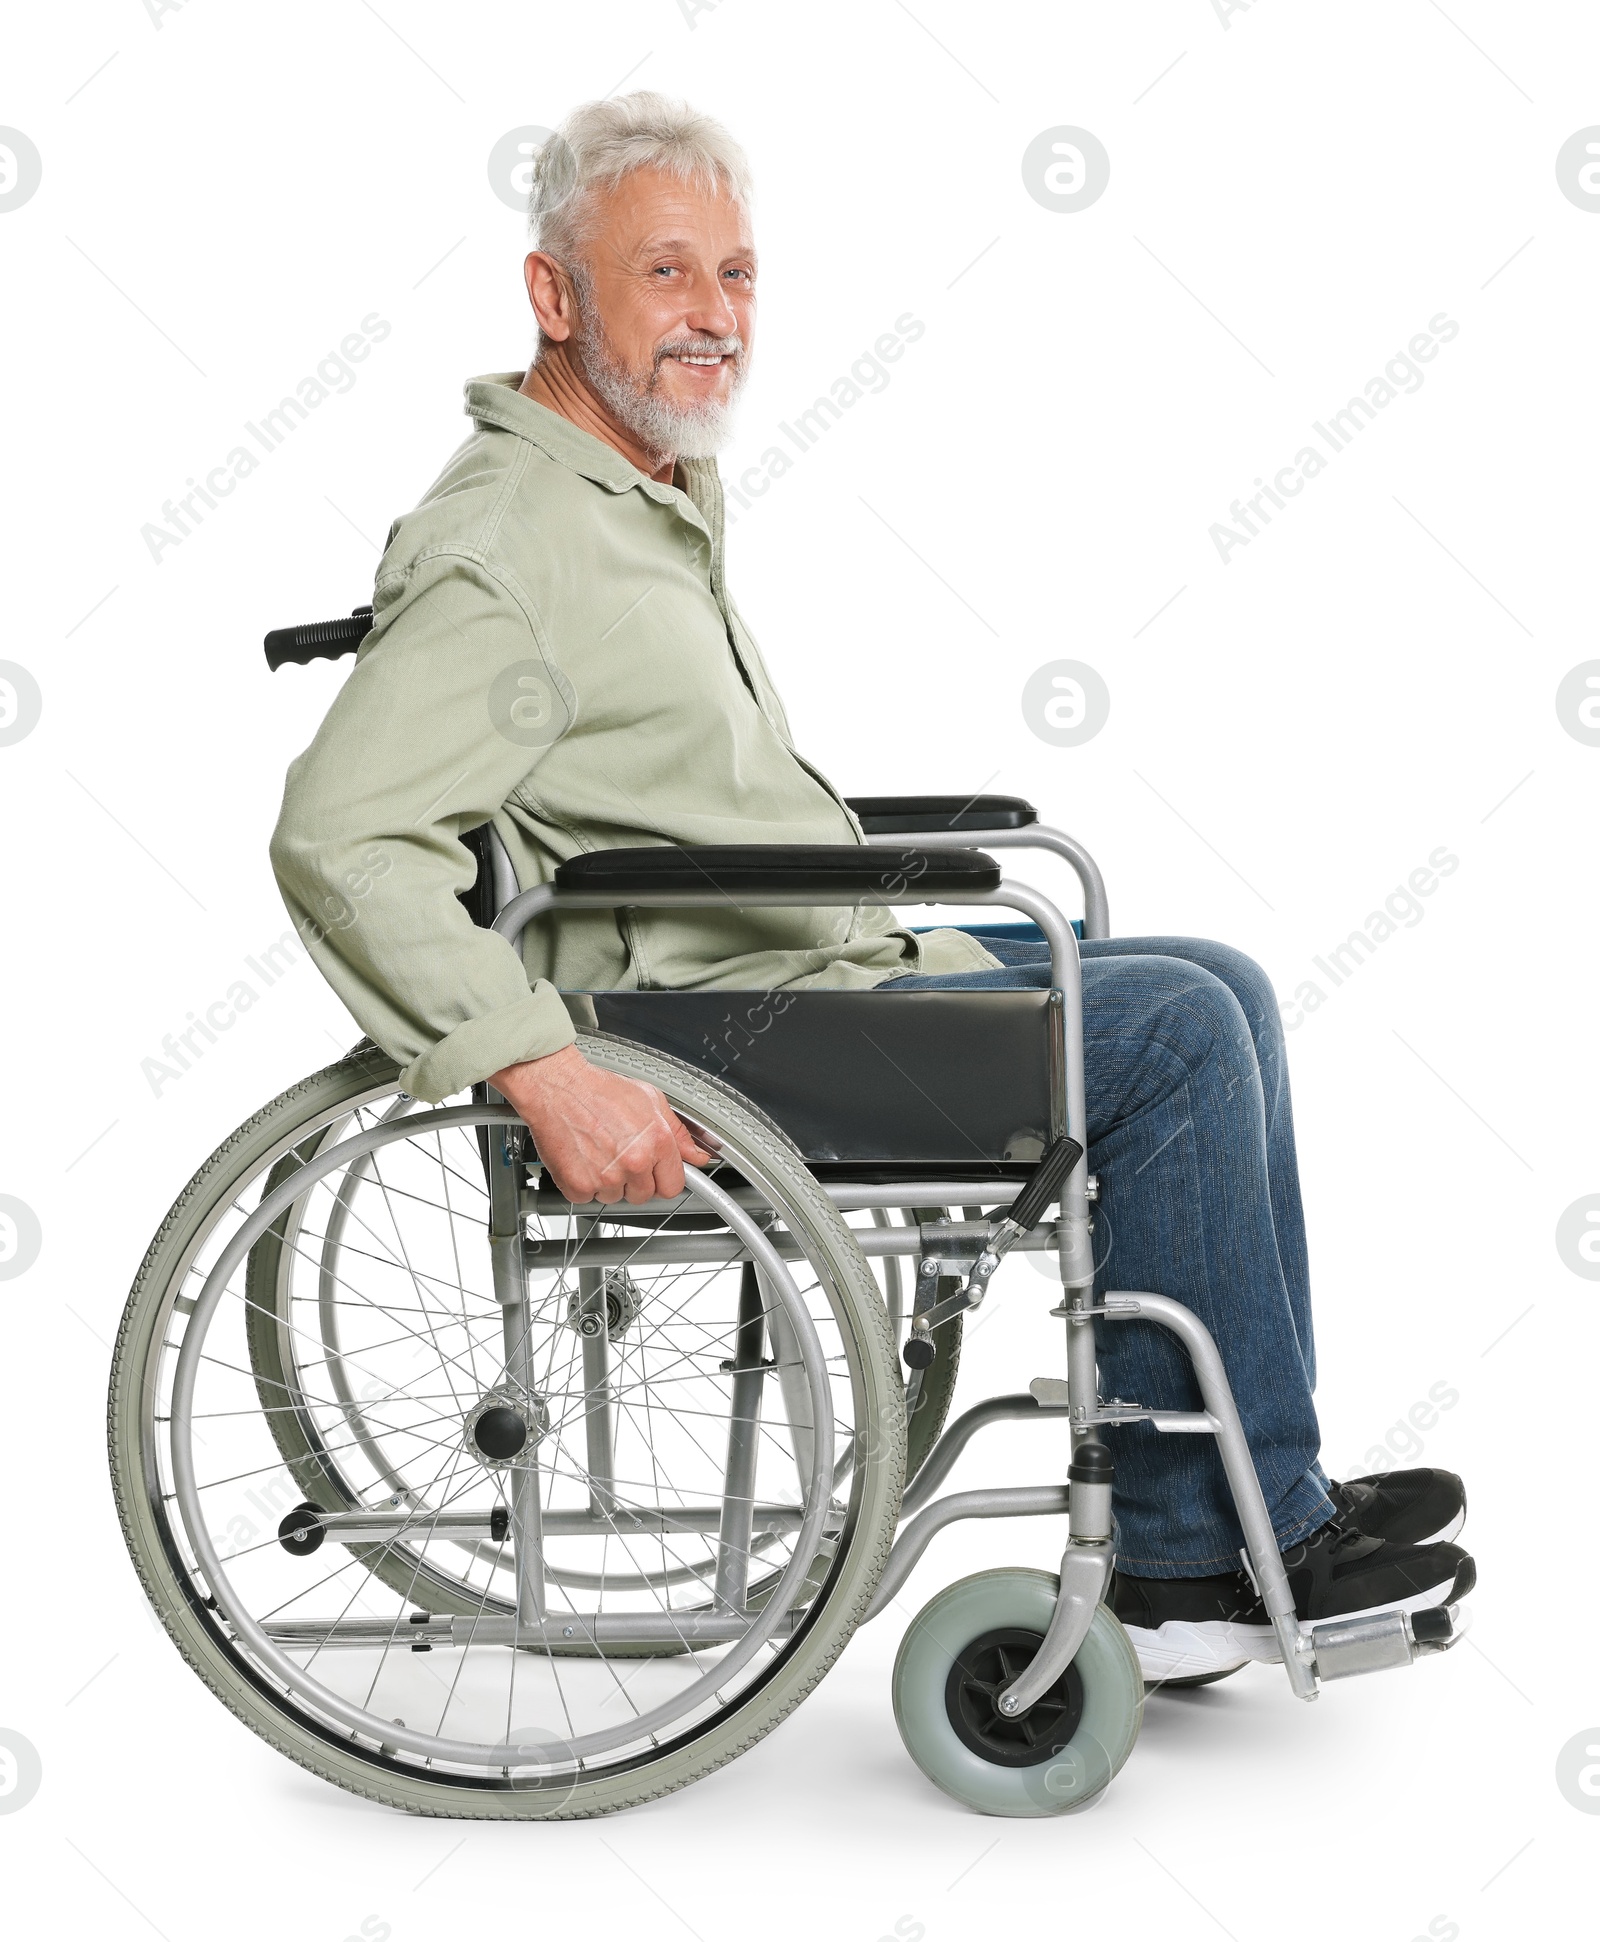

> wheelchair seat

[
  {"left": 551, "top": 843, "right": 1055, "bottom": 1169},
  {"left": 588, "top": 986, "right": 1063, "bottom": 1171}
]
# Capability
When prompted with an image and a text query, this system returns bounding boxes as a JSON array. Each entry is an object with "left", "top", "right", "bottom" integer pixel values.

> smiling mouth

[{"left": 666, "top": 353, "right": 731, "bottom": 367}]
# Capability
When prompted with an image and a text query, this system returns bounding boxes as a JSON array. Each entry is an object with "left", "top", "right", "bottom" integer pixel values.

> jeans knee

[
  {"left": 1185, "top": 941, "right": 1280, "bottom": 1038},
  {"left": 1084, "top": 958, "right": 1264, "bottom": 1129},
  {"left": 1153, "top": 966, "right": 1257, "bottom": 1079}
]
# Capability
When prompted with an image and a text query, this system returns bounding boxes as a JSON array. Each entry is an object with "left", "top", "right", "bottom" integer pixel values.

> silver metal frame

[
  {"left": 860, "top": 819, "right": 1110, "bottom": 941},
  {"left": 466, "top": 828, "right": 1449, "bottom": 1714}
]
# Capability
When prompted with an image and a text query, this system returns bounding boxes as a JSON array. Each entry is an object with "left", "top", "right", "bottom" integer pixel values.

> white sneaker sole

[
  {"left": 1127, "top": 1571, "right": 1464, "bottom": 1681},
  {"left": 1128, "top": 1619, "right": 1281, "bottom": 1682}
]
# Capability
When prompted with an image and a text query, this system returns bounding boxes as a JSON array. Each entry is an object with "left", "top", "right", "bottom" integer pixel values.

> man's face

[{"left": 564, "top": 165, "right": 756, "bottom": 459}]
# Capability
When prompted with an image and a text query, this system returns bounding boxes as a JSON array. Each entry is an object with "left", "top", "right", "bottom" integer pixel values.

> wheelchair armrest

[
  {"left": 551, "top": 844, "right": 1001, "bottom": 898},
  {"left": 844, "top": 794, "right": 1038, "bottom": 834}
]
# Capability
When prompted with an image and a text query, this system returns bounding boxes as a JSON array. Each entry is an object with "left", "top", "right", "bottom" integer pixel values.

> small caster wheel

[{"left": 892, "top": 1568, "right": 1143, "bottom": 1817}]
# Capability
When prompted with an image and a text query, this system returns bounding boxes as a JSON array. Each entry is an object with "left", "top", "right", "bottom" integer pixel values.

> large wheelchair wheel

[{"left": 109, "top": 1036, "right": 904, "bottom": 1818}]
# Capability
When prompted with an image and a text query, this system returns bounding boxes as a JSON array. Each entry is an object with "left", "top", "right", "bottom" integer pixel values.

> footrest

[{"left": 1309, "top": 1602, "right": 1461, "bottom": 1681}]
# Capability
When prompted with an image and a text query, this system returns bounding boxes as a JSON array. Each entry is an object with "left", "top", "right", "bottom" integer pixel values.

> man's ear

[{"left": 524, "top": 251, "right": 576, "bottom": 344}]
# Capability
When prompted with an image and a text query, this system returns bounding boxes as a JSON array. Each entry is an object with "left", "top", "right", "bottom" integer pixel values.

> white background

[{"left": 1, "top": 1, "right": 1596, "bottom": 1936}]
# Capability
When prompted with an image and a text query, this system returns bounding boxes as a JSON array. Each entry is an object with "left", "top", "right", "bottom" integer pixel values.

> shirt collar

[{"left": 464, "top": 372, "right": 715, "bottom": 518}]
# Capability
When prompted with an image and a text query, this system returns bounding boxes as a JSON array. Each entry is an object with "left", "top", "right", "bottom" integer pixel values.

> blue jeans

[{"left": 890, "top": 929, "right": 1335, "bottom": 1576}]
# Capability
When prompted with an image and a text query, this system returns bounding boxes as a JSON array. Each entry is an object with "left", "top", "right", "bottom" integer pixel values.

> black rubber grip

[
  {"left": 1410, "top": 1605, "right": 1454, "bottom": 1645},
  {"left": 264, "top": 605, "right": 374, "bottom": 671},
  {"left": 845, "top": 794, "right": 1039, "bottom": 834},
  {"left": 1005, "top": 1134, "right": 1084, "bottom": 1232}
]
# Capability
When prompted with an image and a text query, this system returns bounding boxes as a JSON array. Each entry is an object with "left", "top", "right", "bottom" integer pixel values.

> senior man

[{"left": 271, "top": 93, "right": 1473, "bottom": 1681}]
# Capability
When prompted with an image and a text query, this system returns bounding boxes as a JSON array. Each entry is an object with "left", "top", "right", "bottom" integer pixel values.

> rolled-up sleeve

[{"left": 269, "top": 548, "right": 577, "bottom": 1100}]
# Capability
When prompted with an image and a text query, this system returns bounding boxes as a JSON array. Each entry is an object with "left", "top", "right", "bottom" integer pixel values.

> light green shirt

[{"left": 270, "top": 374, "right": 998, "bottom": 1102}]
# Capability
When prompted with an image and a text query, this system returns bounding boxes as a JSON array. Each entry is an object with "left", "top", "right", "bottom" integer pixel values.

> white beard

[{"left": 570, "top": 280, "right": 747, "bottom": 463}]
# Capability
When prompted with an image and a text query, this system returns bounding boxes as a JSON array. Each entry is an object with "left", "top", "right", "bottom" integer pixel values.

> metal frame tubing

[
  {"left": 899, "top": 1395, "right": 1053, "bottom": 1515},
  {"left": 484, "top": 1111, "right": 547, "bottom": 1630},
  {"left": 528, "top": 1182, "right": 1064, "bottom": 1218},
  {"left": 519, "top": 1222, "right": 1063, "bottom": 1270},
  {"left": 861, "top": 823, "right": 1110, "bottom": 940},
  {"left": 573, "top": 1217, "right": 620, "bottom": 1520},
  {"left": 1103, "top": 1291, "right": 1317, "bottom": 1700},
  {"left": 863, "top": 1486, "right": 1072, "bottom": 1617},
  {"left": 307, "top": 1504, "right": 810, "bottom": 1543},
  {"left": 713, "top": 1262, "right": 768, "bottom": 1612},
  {"left": 492, "top": 877, "right": 1078, "bottom": 987},
  {"left": 265, "top": 1610, "right": 803, "bottom": 1650}
]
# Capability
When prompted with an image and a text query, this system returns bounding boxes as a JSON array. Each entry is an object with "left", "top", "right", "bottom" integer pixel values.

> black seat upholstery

[
  {"left": 590, "top": 987, "right": 1063, "bottom": 1169},
  {"left": 845, "top": 794, "right": 1037, "bottom": 834},
  {"left": 553, "top": 845, "right": 1000, "bottom": 898}
]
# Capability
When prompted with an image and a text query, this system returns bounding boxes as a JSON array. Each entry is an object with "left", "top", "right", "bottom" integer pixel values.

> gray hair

[{"left": 529, "top": 92, "right": 754, "bottom": 266}]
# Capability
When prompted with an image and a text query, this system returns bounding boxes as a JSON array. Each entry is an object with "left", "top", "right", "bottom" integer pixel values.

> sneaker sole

[
  {"left": 1125, "top": 1618, "right": 1280, "bottom": 1682},
  {"left": 1127, "top": 1562, "right": 1468, "bottom": 1681}
]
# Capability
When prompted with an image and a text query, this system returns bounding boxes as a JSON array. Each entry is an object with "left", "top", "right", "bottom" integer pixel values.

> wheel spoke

[{"left": 120, "top": 1062, "right": 891, "bottom": 1804}]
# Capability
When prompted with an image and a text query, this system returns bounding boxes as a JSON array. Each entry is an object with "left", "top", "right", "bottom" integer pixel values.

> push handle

[
  {"left": 264, "top": 605, "right": 374, "bottom": 671},
  {"left": 1005, "top": 1134, "right": 1084, "bottom": 1233}
]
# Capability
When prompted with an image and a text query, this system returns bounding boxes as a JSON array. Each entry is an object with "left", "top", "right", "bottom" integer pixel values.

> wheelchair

[{"left": 107, "top": 606, "right": 1464, "bottom": 1820}]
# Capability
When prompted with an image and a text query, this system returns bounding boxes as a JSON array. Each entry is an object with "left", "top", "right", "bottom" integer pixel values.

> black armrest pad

[
  {"left": 845, "top": 793, "right": 1038, "bottom": 834},
  {"left": 553, "top": 844, "right": 1001, "bottom": 898}
]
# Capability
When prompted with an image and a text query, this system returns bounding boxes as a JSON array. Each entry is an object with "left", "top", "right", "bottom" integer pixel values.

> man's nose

[{"left": 682, "top": 278, "right": 739, "bottom": 340}]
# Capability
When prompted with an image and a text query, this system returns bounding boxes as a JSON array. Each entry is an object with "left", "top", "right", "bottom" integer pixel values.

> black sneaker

[
  {"left": 1330, "top": 1469, "right": 1465, "bottom": 1547},
  {"left": 1109, "top": 1567, "right": 1270, "bottom": 1685},
  {"left": 1279, "top": 1517, "right": 1473, "bottom": 1622},
  {"left": 1111, "top": 1514, "right": 1474, "bottom": 1685}
]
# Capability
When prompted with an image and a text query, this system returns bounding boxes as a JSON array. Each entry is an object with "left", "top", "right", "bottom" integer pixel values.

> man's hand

[{"left": 489, "top": 1044, "right": 715, "bottom": 1205}]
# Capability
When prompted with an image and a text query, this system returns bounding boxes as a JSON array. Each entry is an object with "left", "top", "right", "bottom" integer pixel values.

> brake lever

[{"left": 953, "top": 1133, "right": 1084, "bottom": 1310}]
